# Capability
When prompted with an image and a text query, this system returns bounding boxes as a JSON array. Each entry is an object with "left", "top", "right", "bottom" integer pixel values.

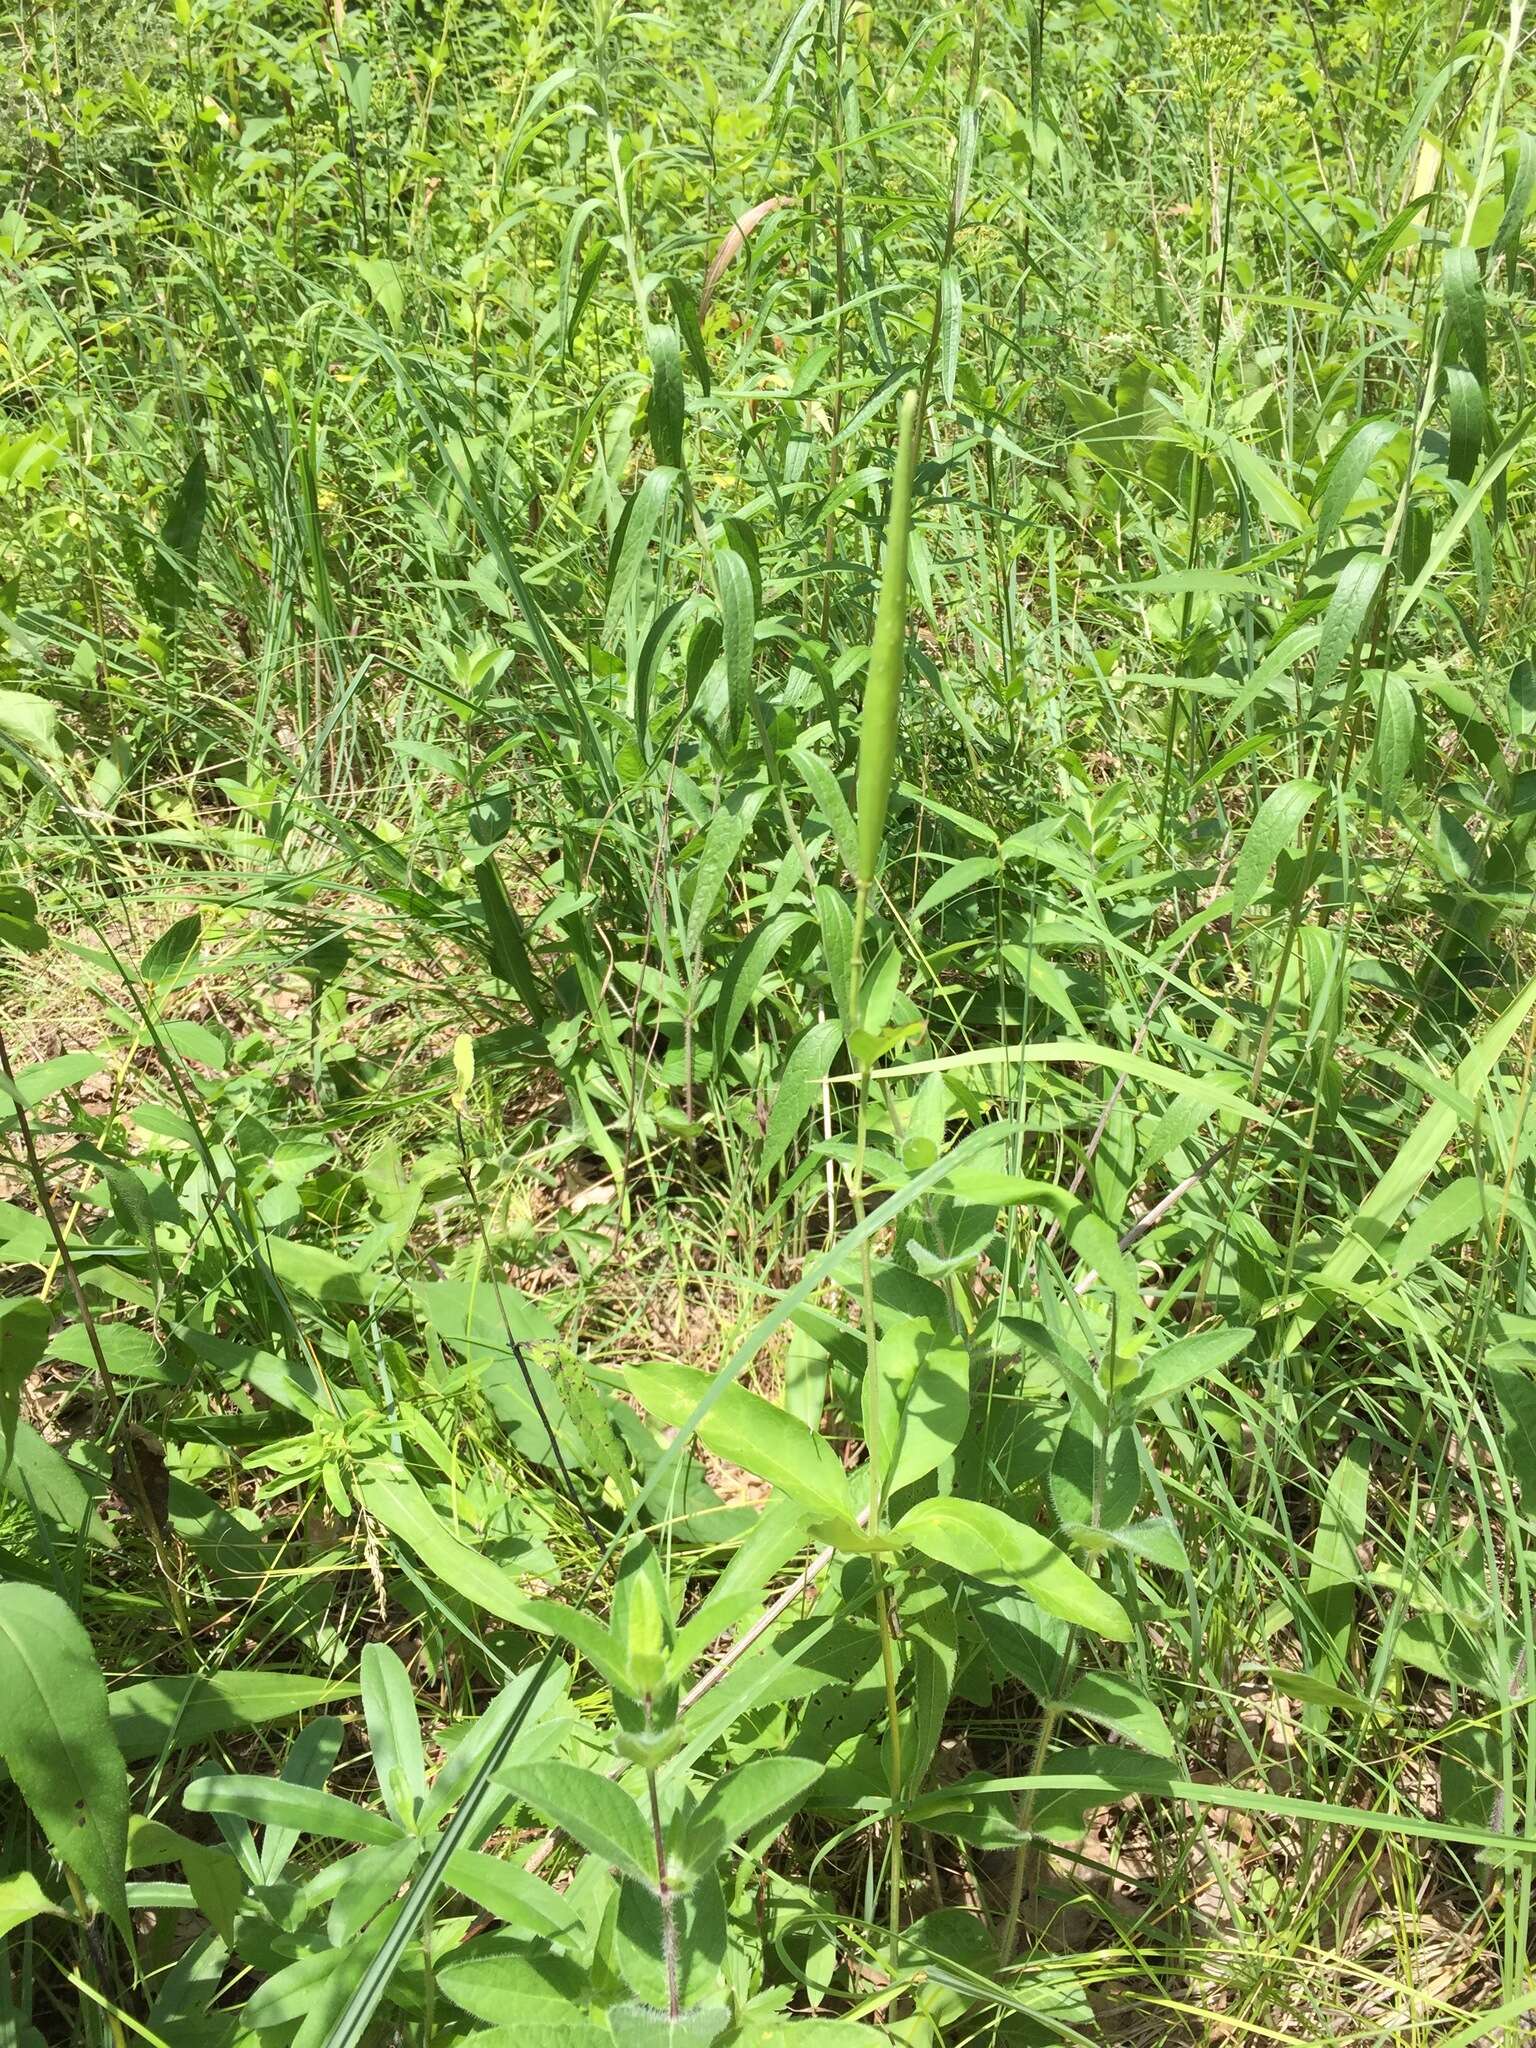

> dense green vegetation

[{"left": 3, "top": 0, "right": 1536, "bottom": 2039}]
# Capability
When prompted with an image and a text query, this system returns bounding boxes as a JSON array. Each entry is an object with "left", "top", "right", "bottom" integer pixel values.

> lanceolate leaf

[
  {"left": 1302, "top": 1439, "right": 1370, "bottom": 1716},
  {"left": 183, "top": 1772, "right": 403, "bottom": 1848},
  {"left": 361, "top": 1644, "right": 427, "bottom": 1829},
  {"left": 1442, "top": 244, "right": 1487, "bottom": 388},
  {"left": 1313, "top": 416, "right": 1399, "bottom": 559},
  {"left": 1058, "top": 1670, "right": 1173, "bottom": 1757},
  {"left": 606, "top": 466, "right": 680, "bottom": 636},
  {"left": 759, "top": 1016, "right": 843, "bottom": 1181},
  {"left": 648, "top": 323, "right": 686, "bottom": 470},
  {"left": 684, "top": 1757, "right": 822, "bottom": 1868},
  {"left": 712, "top": 911, "right": 805, "bottom": 1070},
  {"left": 0, "top": 1872, "right": 64, "bottom": 1943},
  {"left": 0, "top": 1295, "right": 50, "bottom": 1467},
  {"left": 0, "top": 1585, "right": 130, "bottom": 1940},
  {"left": 103, "top": 1670, "right": 359, "bottom": 1763},
  {"left": 624, "top": 1362, "right": 850, "bottom": 1522},
  {"left": 358, "top": 1467, "right": 541, "bottom": 1628},
  {"left": 892, "top": 1498, "right": 1132, "bottom": 1641},
  {"left": 474, "top": 858, "right": 547, "bottom": 1024},
  {"left": 1313, "top": 553, "right": 1386, "bottom": 706},
  {"left": 498, "top": 1760, "right": 654, "bottom": 1885},
  {"left": 1229, "top": 778, "right": 1322, "bottom": 920},
  {"left": 716, "top": 541, "right": 755, "bottom": 739},
  {"left": 149, "top": 444, "right": 209, "bottom": 624}
]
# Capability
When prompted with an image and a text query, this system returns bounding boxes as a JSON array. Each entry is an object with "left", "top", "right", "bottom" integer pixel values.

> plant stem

[
  {"left": 997, "top": 1699, "right": 1063, "bottom": 1967},
  {"left": 644, "top": 1694, "right": 681, "bottom": 2020},
  {"left": 847, "top": 879, "right": 905, "bottom": 1952}
]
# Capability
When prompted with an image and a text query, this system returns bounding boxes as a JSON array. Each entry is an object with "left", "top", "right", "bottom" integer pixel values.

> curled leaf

[{"left": 699, "top": 197, "right": 795, "bottom": 318}]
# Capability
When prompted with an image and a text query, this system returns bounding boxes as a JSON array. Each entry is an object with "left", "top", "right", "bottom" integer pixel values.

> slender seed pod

[{"left": 853, "top": 389, "right": 920, "bottom": 891}]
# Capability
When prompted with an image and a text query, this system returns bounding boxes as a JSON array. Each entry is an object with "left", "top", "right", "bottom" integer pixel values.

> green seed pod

[{"left": 854, "top": 389, "right": 920, "bottom": 890}]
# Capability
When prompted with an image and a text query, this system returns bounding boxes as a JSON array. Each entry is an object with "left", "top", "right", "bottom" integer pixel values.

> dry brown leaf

[{"left": 700, "top": 197, "right": 796, "bottom": 318}]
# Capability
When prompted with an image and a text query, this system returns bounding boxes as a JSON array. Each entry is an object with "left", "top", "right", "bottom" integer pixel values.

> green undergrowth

[{"left": 3, "top": 0, "right": 1536, "bottom": 2041}]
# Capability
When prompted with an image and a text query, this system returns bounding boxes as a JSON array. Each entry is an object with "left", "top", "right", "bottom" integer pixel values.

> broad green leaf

[
  {"left": 419, "top": 1662, "right": 570, "bottom": 1833},
  {"left": 0, "top": 1052, "right": 106, "bottom": 1111},
  {"left": 0, "top": 1295, "right": 50, "bottom": 1466},
  {"left": 1049, "top": 1418, "right": 1139, "bottom": 1533},
  {"left": 362, "top": 1644, "right": 427, "bottom": 1830},
  {"left": 716, "top": 541, "right": 755, "bottom": 738},
  {"left": 1372, "top": 668, "right": 1415, "bottom": 813},
  {"left": 711, "top": 910, "right": 803, "bottom": 1070},
  {"left": 899, "top": 1578, "right": 958, "bottom": 1795},
  {"left": 1443, "top": 244, "right": 1488, "bottom": 387},
  {"left": 1302, "top": 1439, "right": 1370, "bottom": 1721},
  {"left": 609, "top": 2005, "right": 731, "bottom": 2048},
  {"left": 1229, "top": 779, "right": 1321, "bottom": 921},
  {"left": 1445, "top": 364, "right": 1485, "bottom": 485},
  {"left": 914, "top": 853, "right": 996, "bottom": 921},
  {"left": 415, "top": 1273, "right": 558, "bottom": 1353},
  {"left": 606, "top": 466, "right": 680, "bottom": 636},
  {"left": 936, "top": 1171, "right": 1138, "bottom": 1324},
  {"left": 498, "top": 1760, "right": 654, "bottom": 1885},
  {"left": 0, "top": 1419, "right": 115, "bottom": 1545},
  {"left": 0, "top": 884, "right": 48, "bottom": 954},
  {"left": 243, "top": 1919, "right": 390, "bottom": 2034},
  {"left": 127, "top": 1815, "right": 244, "bottom": 1944},
  {"left": 518, "top": 1596, "right": 633, "bottom": 1690},
  {"left": 854, "top": 391, "right": 919, "bottom": 886},
  {"left": 437, "top": 1946, "right": 604, "bottom": 2030},
  {"left": 327, "top": 1836, "right": 420, "bottom": 1946},
  {"left": 1223, "top": 436, "right": 1307, "bottom": 530},
  {"left": 938, "top": 264, "right": 962, "bottom": 403},
  {"left": 0, "top": 1872, "right": 65, "bottom": 1942},
  {"left": 648, "top": 324, "right": 685, "bottom": 469},
  {"left": 184, "top": 1772, "right": 402, "bottom": 1848},
  {"left": 792, "top": 748, "right": 859, "bottom": 880},
  {"left": 1314, "top": 554, "right": 1387, "bottom": 705},
  {"left": 150, "top": 444, "right": 209, "bottom": 623},
  {"left": 0, "top": 1585, "right": 130, "bottom": 1939},
  {"left": 264, "top": 1234, "right": 370, "bottom": 1306},
  {"left": 671, "top": 1496, "right": 810, "bottom": 1662},
  {"left": 624, "top": 1362, "right": 849, "bottom": 1521},
  {"left": 759, "top": 1017, "right": 843, "bottom": 1181},
  {"left": 1117, "top": 1325, "right": 1251, "bottom": 1412},
  {"left": 1391, "top": 410, "right": 1532, "bottom": 633},
  {"left": 1058, "top": 1670, "right": 1173, "bottom": 1757},
  {"left": 866, "top": 1330, "right": 969, "bottom": 1495},
  {"left": 0, "top": 689, "right": 61, "bottom": 761},
  {"left": 474, "top": 858, "right": 547, "bottom": 1024},
  {"left": 892, "top": 1498, "right": 1132, "bottom": 1640},
  {"left": 443, "top": 1850, "right": 581, "bottom": 1937},
  {"left": 140, "top": 912, "right": 203, "bottom": 986},
  {"left": 1493, "top": 132, "right": 1536, "bottom": 272},
  {"left": 358, "top": 1466, "right": 540, "bottom": 1628},
  {"left": 1087, "top": 1515, "right": 1189, "bottom": 1571},
  {"left": 684, "top": 798, "right": 756, "bottom": 960},
  {"left": 1313, "top": 416, "right": 1399, "bottom": 558},
  {"left": 1395, "top": 1175, "right": 1484, "bottom": 1274},
  {"left": 683, "top": 1757, "right": 822, "bottom": 1870},
  {"left": 105, "top": 1670, "right": 357, "bottom": 1763}
]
